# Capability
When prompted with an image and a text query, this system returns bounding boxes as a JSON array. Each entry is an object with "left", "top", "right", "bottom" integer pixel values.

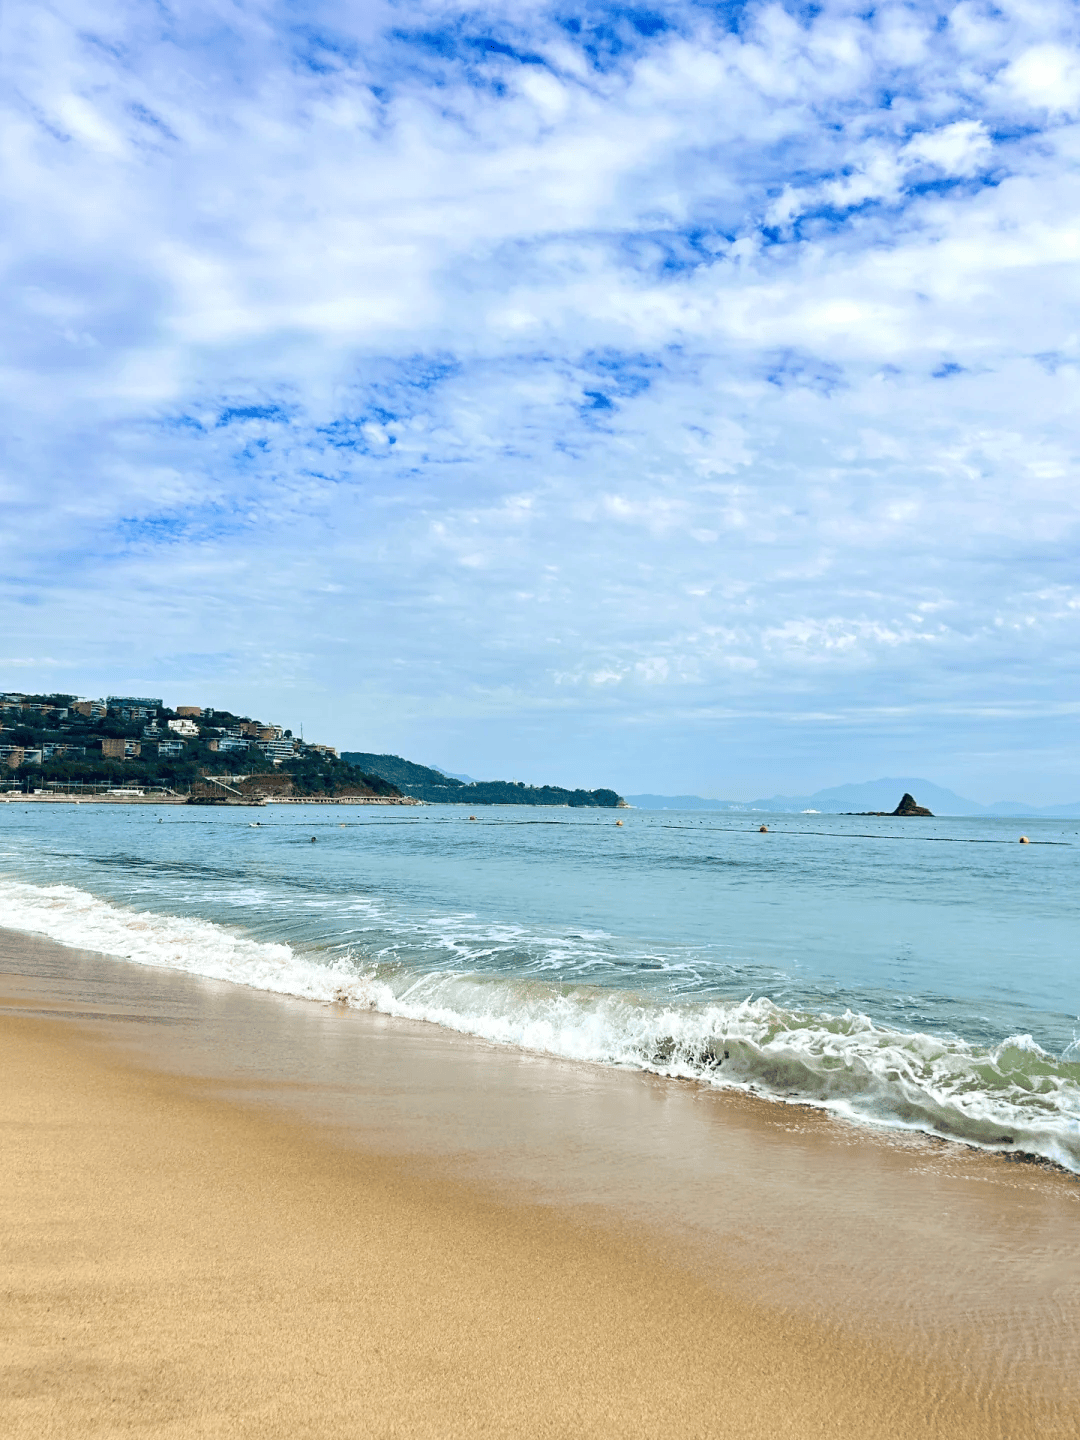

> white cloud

[
  {"left": 2, "top": 0, "right": 1080, "bottom": 798},
  {"left": 1005, "top": 43, "right": 1080, "bottom": 113},
  {"left": 903, "top": 120, "right": 992, "bottom": 175}
]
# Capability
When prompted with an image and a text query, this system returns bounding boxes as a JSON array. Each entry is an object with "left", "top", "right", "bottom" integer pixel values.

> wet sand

[{"left": 3, "top": 929, "right": 1078, "bottom": 1438}]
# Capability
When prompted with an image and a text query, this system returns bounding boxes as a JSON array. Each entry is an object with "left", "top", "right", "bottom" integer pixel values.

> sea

[{"left": 2, "top": 801, "right": 1078, "bottom": 1171}]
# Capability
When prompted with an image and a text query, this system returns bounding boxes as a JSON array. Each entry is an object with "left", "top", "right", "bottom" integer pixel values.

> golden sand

[{"left": 2, "top": 941, "right": 1077, "bottom": 1438}]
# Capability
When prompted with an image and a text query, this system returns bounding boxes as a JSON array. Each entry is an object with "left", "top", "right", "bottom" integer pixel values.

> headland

[{"left": 1, "top": 691, "right": 623, "bottom": 807}]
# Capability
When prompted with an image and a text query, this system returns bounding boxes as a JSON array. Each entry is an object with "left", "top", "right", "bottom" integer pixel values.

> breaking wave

[{"left": 3, "top": 877, "right": 1079, "bottom": 1172}]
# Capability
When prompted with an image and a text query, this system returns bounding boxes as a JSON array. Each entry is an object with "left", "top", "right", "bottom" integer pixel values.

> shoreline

[
  {"left": 0, "top": 793, "right": 419, "bottom": 805},
  {"left": 3, "top": 929, "right": 1079, "bottom": 1437},
  {"left": 3, "top": 865, "right": 1076, "bottom": 1174}
]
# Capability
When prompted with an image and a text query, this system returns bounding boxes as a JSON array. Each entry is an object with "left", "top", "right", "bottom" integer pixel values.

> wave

[{"left": 3, "top": 877, "right": 1079, "bottom": 1173}]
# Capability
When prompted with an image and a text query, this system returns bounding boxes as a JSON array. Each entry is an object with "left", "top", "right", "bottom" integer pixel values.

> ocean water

[{"left": 1, "top": 801, "right": 1078, "bottom": 1170}]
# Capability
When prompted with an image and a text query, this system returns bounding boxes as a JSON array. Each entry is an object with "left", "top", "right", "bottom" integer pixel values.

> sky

[{"left": 3, "top": 0, "right": 1080, "bottom": 803}]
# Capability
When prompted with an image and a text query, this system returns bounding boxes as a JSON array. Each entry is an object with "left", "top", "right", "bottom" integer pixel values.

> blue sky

[{"left": 3, "top": 0, "right": 1080, "bottom": 802}]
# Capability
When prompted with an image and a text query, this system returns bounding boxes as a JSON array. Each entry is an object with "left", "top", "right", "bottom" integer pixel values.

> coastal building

[
  {"left": 19, "top": 704, "right": 70, "bottom": 719},
  {"left": 305, "top": 742, "right": 339, "bottom": 758},
  {"left": 238, "top": 722, "right": 282, "bottom": 741},
  {"left": 176, "top": 706, "right": 203, "bottom": 717},
  {"left": 259, "top": 737, "right": 296, "bottom": 764},
  {"left": 106, "top": 696, "right": 163, "bottom": 711},
  {"left": 1, "top": 746, "right": 25, "bottom": 768},
  {"left": 157, "top": 740, "right": 186, "bottom": 757},
  {"left": 100, "top": 738, "right": 141, "bottom": 759},
  {"left": 167, "top": 718, "right": 200, "bottom": 738},
  {"left": 73, "top": 700, "right": 107, "bottom": 718},
  {"left": 208, "top": 736, "right": 249, "bottom": 753}
]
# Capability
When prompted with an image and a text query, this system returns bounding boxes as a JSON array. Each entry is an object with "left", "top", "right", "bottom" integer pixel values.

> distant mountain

[
  {"left": 341, "top": 752, "right": 623, "bottom": 808},
  {"left": 624, "top": 794, "right": 745, "bottom": 811},
  {"left": 627, "top": 778, "right": 1080, "bottom": 818},
  {"left": 426, "top": 764, "right": 478, "bottom": 783},
  {"left": 1028, "top": 800, "right": 1080, "bottom": 819}
]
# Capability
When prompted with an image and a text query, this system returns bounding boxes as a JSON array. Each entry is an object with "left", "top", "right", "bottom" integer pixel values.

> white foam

[
  {"left": 3, "top": 877, "right": 1079, "bottom": 1172},
  {"left": 0, "top": 878, "right": 356, "bottom": 1003}
]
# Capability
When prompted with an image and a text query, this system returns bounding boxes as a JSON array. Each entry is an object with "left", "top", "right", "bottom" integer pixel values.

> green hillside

[
  {"left": 1, "top": 691, "right": 622, "bottom": 806},
  {"left": 341, "top": 753, "right": 623, "bottom": 808},
  {"left": 0, "top": 693, "right": 398, "bottom": 798}
]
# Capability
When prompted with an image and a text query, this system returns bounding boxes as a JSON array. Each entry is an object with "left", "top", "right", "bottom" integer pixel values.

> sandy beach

[{"left": 3, "top": 929, "right": 1078, "bottom": 1439}]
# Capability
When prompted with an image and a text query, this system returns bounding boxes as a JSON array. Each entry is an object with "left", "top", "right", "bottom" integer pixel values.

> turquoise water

[{"left": 2, "top": 802, "right": 1078, "bottom": 1168}]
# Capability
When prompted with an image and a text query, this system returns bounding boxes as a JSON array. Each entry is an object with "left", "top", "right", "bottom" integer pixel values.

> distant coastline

[
  {"left": 1, "top": 690, "right": 624, "bottom": 809},
  {"left": 341, "top": 752, "right": 624, "bottom": 808},
  {"left": 626, "top": 776, "right": 1080, "bottom": 819}
]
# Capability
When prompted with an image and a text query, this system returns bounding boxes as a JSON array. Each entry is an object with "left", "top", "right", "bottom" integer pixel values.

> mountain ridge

[{"left": 625, "top": 777, "right": 1080, "bottom": 818}]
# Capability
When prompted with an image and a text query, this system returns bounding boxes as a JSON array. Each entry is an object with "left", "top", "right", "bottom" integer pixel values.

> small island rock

[{"left": 892, "top": 793, "right": 933, "bottom": 817}]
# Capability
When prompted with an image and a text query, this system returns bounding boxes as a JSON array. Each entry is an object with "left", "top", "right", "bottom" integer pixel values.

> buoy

[
  {"left": 468, "top": 815, "right": 477, "bottom": 820},
  {"left": 615, "top": 819, "right": 623, "bottom": 826},
  {"left": 1019, "top": 835, "right": 1030, "bottom": 844},
  {"left": 759, "top": 824, "right": 768, "bottom": 833}
]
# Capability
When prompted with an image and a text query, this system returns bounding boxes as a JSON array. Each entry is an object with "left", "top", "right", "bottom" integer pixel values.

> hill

[
  {"left": 341, "top": 753, "right": 623, "bottom": 808},
  {"left": 0, "top": 692, "right": 399, "bottom": 799}
]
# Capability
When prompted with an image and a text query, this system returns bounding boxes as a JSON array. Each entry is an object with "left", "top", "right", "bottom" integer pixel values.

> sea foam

[{"left": 3, "top": 877, "right": 1079, "bottom": 1172}]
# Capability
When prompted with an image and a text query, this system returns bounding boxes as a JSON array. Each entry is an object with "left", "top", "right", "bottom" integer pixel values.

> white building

[
  {"left": 167, "top": 717, "right": 200, "bottom": 737},
  {"left": 259, "top": 738, "right": 296, "bottom": 765}
]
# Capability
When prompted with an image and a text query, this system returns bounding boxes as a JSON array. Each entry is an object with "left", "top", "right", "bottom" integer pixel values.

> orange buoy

[
  {"left": 615, "top": 819, "right": 623, "bottom": 826},
  {"left": 759, "top": 824, "right": 768, "bottom": 833},
  {"left": 1019, "top": 835, "right": 1030, "bottom": 844}
]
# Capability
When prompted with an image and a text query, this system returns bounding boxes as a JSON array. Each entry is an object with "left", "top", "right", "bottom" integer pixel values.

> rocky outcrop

[
  {"left": 846, "top": 792, "right": 935, "bottom": 817},
  {"left": 892, "top": 793, "right": 933, "bottom": 816}
]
